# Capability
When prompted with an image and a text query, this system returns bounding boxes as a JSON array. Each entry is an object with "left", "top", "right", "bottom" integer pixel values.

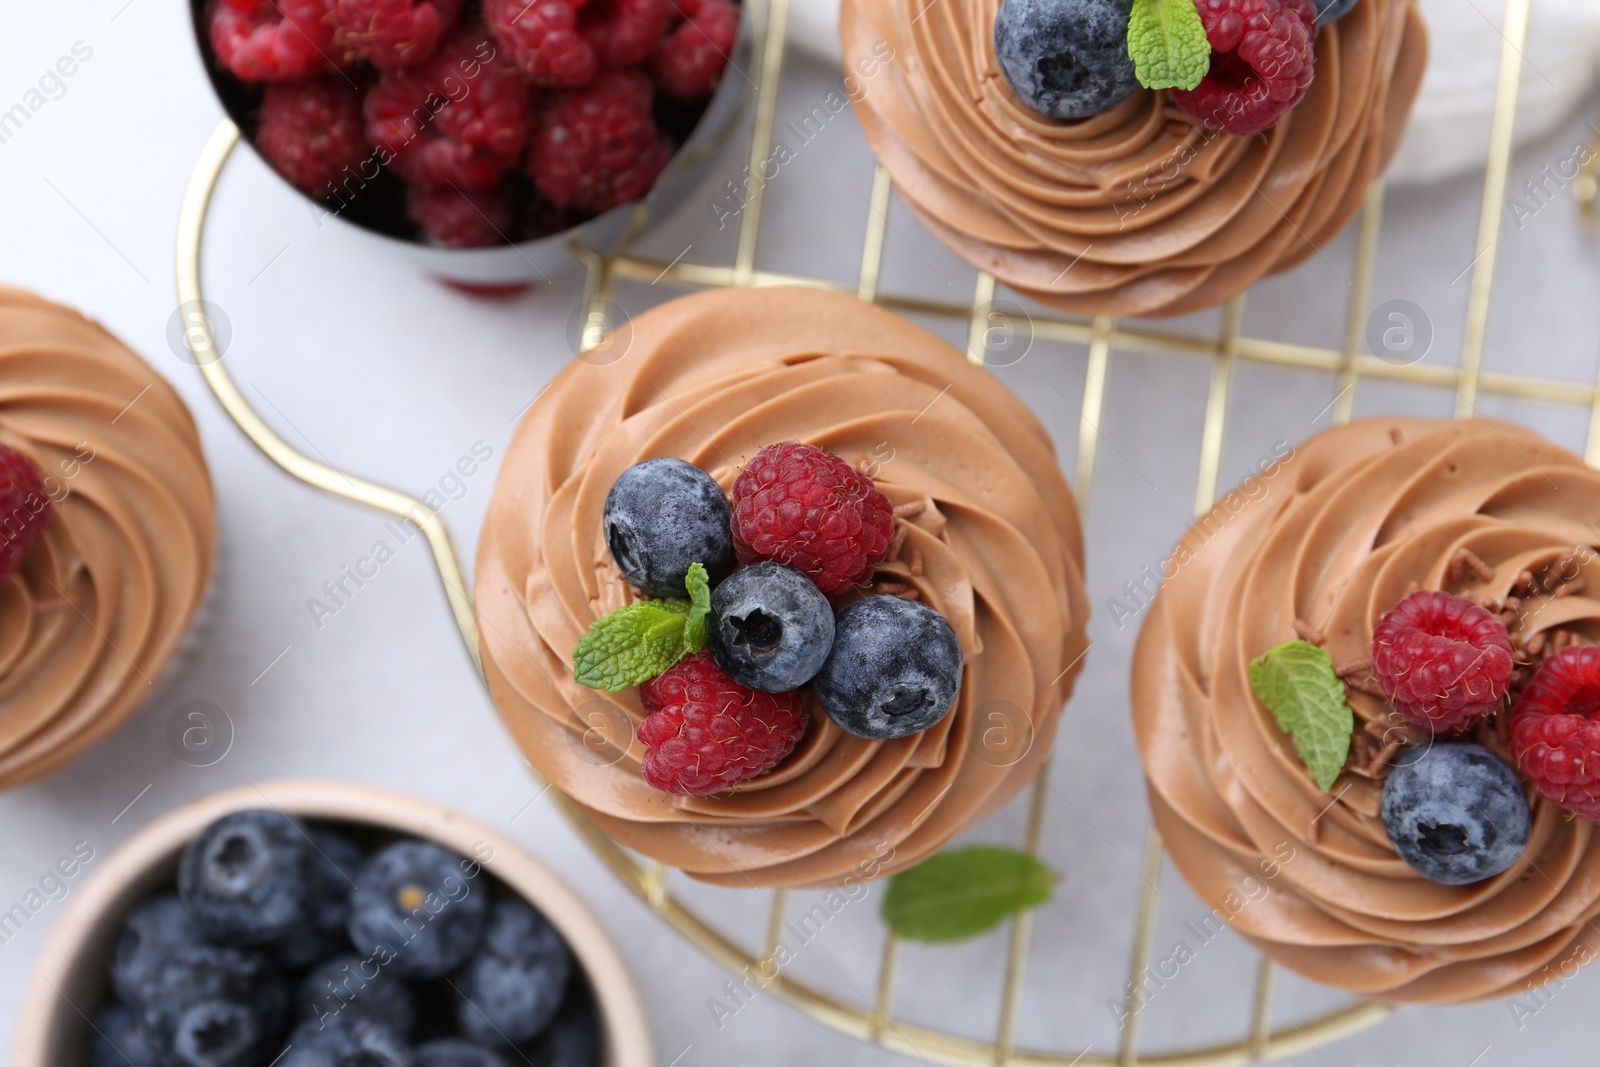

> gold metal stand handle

[
  {"left": 175, "top": 120, "right": 482, "bottom": 675},
  {"left": 1579, "top": 129, "right": 1599, "bottom": 226}
]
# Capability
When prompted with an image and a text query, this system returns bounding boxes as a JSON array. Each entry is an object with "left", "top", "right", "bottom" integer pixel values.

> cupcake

[
  {"left": 1133, "top": 417, "right": 1600, "bottom": 1002},
  {"left": 840, "top": 0, "right": 1428, "bottom": 317},
  {"left": 476, "top": 287, "right": 1089, "bottom": 888},
  {"left": 0, "top": 288, "right": 216, "bottom": 790}
]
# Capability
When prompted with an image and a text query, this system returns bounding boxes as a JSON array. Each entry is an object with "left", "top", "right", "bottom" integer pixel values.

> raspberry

[
  {"left": 0, "top": 443, "right": 51, "bottom": 580},
  {"left": 528, "top": 70, "right": 672, "bottom": 213},
  {"left": 484, "top": 0, "right": 599, "bottom": 87},
  {"left": 650, "top": 0, "right": 739, "bottom": 99},
  {"left": 1371, "top": 590, "right": 1515, "bottom": 736},
  {"left": 363, "top": 29, "right": 534, "bottom": 190},
  {"left": 582, "top": 0, "right": 674, "bottom": 69},
  {"left": 329, "top": 0, "right": 461, "bottom": 70},
  {"left": 255, "top": 77, "right": 370, "bottom": 195},
  {"left": 406, "top": 182, "right": 516, "bottom": 247},
  {"left": 730, "top": 441, "right": 895, "bottom": 597},
  {"left": 1512, "top": 647, "right": 1600, "bottom": 820},
  {"left": 208, "top": 0, "right": 341, "bottom": 82},
  {"left": 1171, "top": 0, "right": 1318, "bottom": 136},
  {"left": 636, "top": 651, "right": 808, "bottom": 796},
  {"left": 486, "top": 0, "right": 673, "bottom": 85}
]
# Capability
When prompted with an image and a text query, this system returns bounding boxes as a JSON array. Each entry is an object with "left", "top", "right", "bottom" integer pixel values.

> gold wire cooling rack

[{"left": 176, "top": 0, "right": 1600, "bottom": 1062}]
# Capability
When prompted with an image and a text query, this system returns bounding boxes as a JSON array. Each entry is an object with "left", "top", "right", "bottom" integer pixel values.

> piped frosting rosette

[
  {"left": 1133, "top": 418, "right": 1600, "bottom": 1002},
  {"left": 476, "top": 288, "right": 1089, "bottom": 888},
  {"left": 840, "top": 0, "right": 1428, "bottom": 318},
  {"left": 0, "top": 288, "right": 216, "bottom": 789}
]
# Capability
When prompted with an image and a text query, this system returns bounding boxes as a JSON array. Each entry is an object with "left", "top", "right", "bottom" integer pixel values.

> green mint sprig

[
  {"left": 573, "top": 562, "right": 711, "bottom": 692},
  {"left": 881, "top": 846, "right": 1058, "bottom": 943},
  {"left": 1247, "top": 640, "right": 1354, "bottom": 792},
  {"left": 682, "top": 561, "right": 711, "bottom": 653},
  {"left": 1127, "top": 0, "right": 1211, "bottom": 91}
]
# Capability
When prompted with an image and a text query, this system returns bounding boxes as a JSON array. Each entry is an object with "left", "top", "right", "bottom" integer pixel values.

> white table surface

[{"left": 3, "top": 3, "right": 1600, "bottom": 1066}]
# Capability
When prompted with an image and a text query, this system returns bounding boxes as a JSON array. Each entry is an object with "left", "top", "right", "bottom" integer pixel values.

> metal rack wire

[{"left": 174, "top": 0, "right": 1600, "bottom": 1062}]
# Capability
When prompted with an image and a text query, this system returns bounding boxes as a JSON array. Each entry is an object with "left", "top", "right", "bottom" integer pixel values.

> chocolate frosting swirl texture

[
  {"left": 0, "top": 288, "right": 215, "bottom": 789},
  {"left": 840, "top": 0, "right": 1428, "bottom": 318},
  {"left": 476, "top": 288, "right": 1089, "bottom": 888},
  {"left": 1133, "top": 418, "right": 1600, "bottom": 1002}
]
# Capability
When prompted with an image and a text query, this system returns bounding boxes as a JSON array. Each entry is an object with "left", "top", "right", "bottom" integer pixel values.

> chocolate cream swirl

[
  {"left": 0, "top": 288, "right": 215, "bottom": 789},
  {"left": 1133, "top": 418, "right": 1600, "bottom": 1002},
  {"left": 840, "top": 0, "right": 1428, "bottom": 318},
  {"left": 476, "top": 288, "right": 1089, "bottom": 888}
]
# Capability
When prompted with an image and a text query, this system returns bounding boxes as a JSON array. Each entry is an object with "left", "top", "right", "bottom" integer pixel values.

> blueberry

[
  {"left": 137, "top": 943, "right": 289, "bottom": 1067},
  {"left": 400, "top": 977, "right": 461, "bottom": 1043},
  {"left": 111, "top": 894, "right": 206, "bottom": 1006},
  {"left": 179, "top": 810, "right": 315, "bottom": 946},
  {"left": 516, "top": 978, "right": 600, "bottom": 1067},
  {"left": 994, "top": 0, "right": 1139, "bottom": 121},
  {"left": 1381, "top": 742, "right": 1531, "bottom": 886},
  {"left": 813, "top": 596, "right": 964, "bottom": 740},
  {"left": 296, "top": 954, "right": 415, "bottom": 1037},
  {"left": 416, "top": 1039, "right": 509, "bottom": 1067},
  {"left": 90, "top": 1002, "right": 165, "bottom": 1067},
  {"left": 1312, "top": 0, "right": 1358, "bottom": 22},
  {"left": 707, "top": 562, "right": 835, "bottom": 692},
  {"left": 272, "top": 829, "right": 362, "bottom": 968},
  {"left": 603, "top": 457, "right": 733, "bottom": 597},
  {"left": 455, "top": 898, "right": 572, "bottom": 1046},
  {"left": 171, "top": 1001, "right": 287, "bottom": 1067},
  {"left": 347, "top": 841, "right": 488, "bottom": 980},
  {"left": 275, "top": 1016, "right": 413, "bottom": 1067}
]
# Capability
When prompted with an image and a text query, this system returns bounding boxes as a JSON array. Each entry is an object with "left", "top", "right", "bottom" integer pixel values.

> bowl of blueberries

[{"left": 13, "top": 780, "right": 652, "bottom": 1067}]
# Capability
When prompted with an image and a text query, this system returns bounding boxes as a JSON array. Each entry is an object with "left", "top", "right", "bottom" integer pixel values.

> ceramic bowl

[{"left": 13, "top": 778, "right": 654, "bottom": 1066}]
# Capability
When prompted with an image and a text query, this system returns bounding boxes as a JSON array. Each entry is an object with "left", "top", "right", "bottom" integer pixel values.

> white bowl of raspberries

[
  {"left": 13, "top": 780, "right": 653, "bottom": 1067},
  {"left": 190, "top": 0, "right": 748, "bottom": 279}
]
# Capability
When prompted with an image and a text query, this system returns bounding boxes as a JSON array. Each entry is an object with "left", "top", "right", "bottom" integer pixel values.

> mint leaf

[
  {"left": 573, "top": 563, "right": 717, "bottom": 690},
  {"left": 881, "top": 846, "right": 1058, "bottom": 943},
  {"left": 1248, "top": 641, "right": 1354, "bottom": 792},
  {"left": 574, "top": 600, "right": 690, "bottom": 691},
  {"left": 683, "top": 562, "right": 710, "bottom": 653},
  {"left": 1127, "top": 0, "right": 1211, "bottom": 91}
]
